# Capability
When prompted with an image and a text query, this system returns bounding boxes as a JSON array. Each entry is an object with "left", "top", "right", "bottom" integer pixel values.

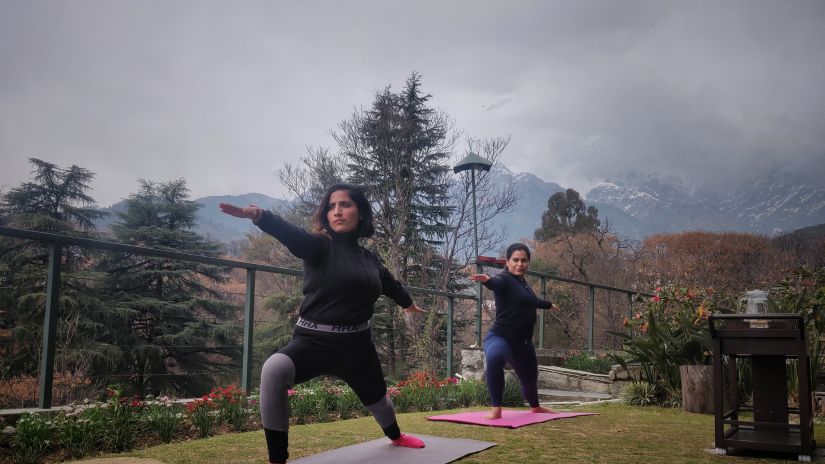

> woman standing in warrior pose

[
  {"left": 470, "top": 243, "right": 559, "bottom": 419},
  {"left": 220, "top": 183, "right": 425, "bottom": 464}
]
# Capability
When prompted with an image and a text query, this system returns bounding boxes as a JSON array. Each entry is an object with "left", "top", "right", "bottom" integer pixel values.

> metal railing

[
  {"left": 476, "top": 259, "right": 651, "bottom": 350},
  {"left": 0, "top": 226, "right": 647, "bottom": 410}
]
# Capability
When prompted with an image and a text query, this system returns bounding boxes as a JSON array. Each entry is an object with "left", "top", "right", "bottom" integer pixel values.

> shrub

[
  {"left": 622, "top": 381, "right": 658, "bottom": 406},
  {"left": 770, "top": 267, "right": 825, "bottom": 389},
  {"left": 333, "top": 384, "right": 366, "bottom": 420},
  {"left": 288, "top": 386, "right": 317, "bottom": 425},
  {"left": 187, "top": 396, "right": 218, "bottom": 437},
  {"left": 392, "top": 371, "right": 460, "bottom": 412},
  {"left": 563, "top": 352, "right": 615, "bottom": 374},
  {"left": 209, "top": 385, "right": 249, "bottom": 432},
  {"left": 502, "top": 372, "right": 523, "bottom": 407},
  {"left": 54, "top": 409, "right": 101, "bottom": 459},
  {"left": 660, "top": 385, "right": 682, "bottom": 409},
  {"left": 142, "top": 395, "right": 184, "bottom": 442},
  {"left": 611, "top": 286, "right": 719, "bottom": 392},
  {"left": 101, "top": 385, "right": 142, "bottom": 451},
  {"left": 453, "top": 377, "right": 489, "bottom": 406},
  {"left": 9, "top": 413, "right": 52, "bottom": 464},
  {"left": 3, "top": 377, "right": 493, "bottom": 462}
]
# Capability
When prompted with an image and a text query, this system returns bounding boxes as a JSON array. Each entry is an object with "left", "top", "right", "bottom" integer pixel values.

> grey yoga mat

[{"left": 290, "top": 434, "right": 497, "bottom": 464}]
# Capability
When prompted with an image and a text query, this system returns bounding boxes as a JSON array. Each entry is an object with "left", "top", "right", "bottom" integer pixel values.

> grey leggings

[{"left": 259, "top": 332, "right": 398, "bottom": 432}]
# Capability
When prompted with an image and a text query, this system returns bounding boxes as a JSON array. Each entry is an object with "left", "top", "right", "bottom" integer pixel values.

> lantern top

[{"left": 453, "top": 152, "right": 493, "bottom": 173}]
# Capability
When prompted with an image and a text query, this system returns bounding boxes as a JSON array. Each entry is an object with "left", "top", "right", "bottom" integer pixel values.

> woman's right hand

[
  {"left": 469, "top": 274, "right": 490, "bottom": 283},
  {"left": 219, "top": 203, "right": 262, "bottom": 221}
]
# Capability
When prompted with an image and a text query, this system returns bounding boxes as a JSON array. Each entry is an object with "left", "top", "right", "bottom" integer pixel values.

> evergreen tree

[
  {"left": 274, "top": 73, "right": 515, "bottom": 375},
  {"left": 99, "top": 179, "right": 238, "bottom": 397},
  {"left": 345, "top": 73, "right": 454, "bottom": 282},
  {"left": 0, "top": 159, "right": 112, "bottom": 403},
  {"left": 534, "top": 188, "right": 600, "bottom": 241},
  {"left": 338, "top": 73, "right": 457, "bottom": 373}
]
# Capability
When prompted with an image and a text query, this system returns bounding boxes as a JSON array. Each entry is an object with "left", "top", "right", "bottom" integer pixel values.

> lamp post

[{"left": 453, "top": 152, "right": 493, "bottom": 347}]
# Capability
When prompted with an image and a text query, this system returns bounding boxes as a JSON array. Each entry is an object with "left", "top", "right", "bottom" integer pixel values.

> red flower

[{"left": 652, "top": 295, "right": 661, "bottom": 303}]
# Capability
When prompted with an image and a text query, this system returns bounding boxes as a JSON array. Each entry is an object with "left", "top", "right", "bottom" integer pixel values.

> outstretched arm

[
  {"left": 379, "top": 264, "right": 426, "bottom": 314},
  {"left": 402, "top": 302, "right": 426, "bottom": 314},
  {"left": 470, "top": 273, "right": 504, "bottom": 291},
  {"left": 219, "top": 202, "right": 325, "bottom": 262},
  {"left": 537, "top": 299, "right": 557, "bottom": 310},
  {"left": 219, "top": 203, "right": 263, "bottom": 222}
]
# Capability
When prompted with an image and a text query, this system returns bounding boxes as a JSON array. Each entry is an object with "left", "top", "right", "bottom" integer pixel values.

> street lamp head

[{"left": 453, "top": 152, "right": 493, "bottom": 173}]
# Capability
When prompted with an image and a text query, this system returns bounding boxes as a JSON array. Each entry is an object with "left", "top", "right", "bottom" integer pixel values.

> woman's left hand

[{"left": 403, "top": 303, "right": 426, "bottom": 314}]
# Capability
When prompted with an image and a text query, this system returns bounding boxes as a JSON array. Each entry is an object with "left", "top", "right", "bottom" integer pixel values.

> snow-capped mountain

[
  {"left": 487, "top": 164, "right": 564, "bottom": 242},
  {"left": 721, "top": 171, "right": 825, "bottom": 235},
  {"left": 582, "top": 170, "right": 825, "bottom": 239},
  {"left": 92, "top": 168, "right": 825, "bottom": 244}
]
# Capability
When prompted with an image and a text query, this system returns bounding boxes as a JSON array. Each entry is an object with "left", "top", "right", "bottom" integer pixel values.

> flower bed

[{"left": 1, "top": 372, "right": 496, "bottom": 463}]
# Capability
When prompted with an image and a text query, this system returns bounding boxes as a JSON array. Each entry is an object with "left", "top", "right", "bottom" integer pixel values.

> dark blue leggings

[{"left": 483, "top": 332, "right": 540, "bottom": 407}]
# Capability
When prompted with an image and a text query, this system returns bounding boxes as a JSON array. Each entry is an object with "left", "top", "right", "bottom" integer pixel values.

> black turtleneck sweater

[
  {"left": 255, "top": 211, "right": 413, "bottom": 326},
  {"left": 483, "top": 270, "right": 552, "bottom": 345}
]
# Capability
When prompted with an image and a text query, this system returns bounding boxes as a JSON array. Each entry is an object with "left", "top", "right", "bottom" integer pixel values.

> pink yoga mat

[{"left": 427, "top": 409, "right": 596, "bottom": 428}]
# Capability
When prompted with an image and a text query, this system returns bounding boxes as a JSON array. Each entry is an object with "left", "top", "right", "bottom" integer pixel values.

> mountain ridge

[{"left": 93, "top": 169, "right": 825, "bottom": 244}]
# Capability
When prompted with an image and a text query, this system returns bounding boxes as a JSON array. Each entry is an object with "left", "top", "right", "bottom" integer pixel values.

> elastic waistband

[{"left": 296, "top": 317, "right": 370, "bottom": 333}]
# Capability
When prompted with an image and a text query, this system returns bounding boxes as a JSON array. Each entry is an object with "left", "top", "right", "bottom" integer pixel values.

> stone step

[{"left": 537, "top": 388, "right": 614, "bottom": 403}]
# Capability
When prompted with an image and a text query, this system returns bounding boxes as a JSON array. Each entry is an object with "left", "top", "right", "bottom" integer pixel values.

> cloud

[{"left": 1, "top": 1, "right": 823, "bottom": 205}]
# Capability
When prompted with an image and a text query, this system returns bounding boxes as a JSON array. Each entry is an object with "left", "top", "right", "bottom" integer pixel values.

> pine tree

[
  {"left": 0, "top": 159, "right": 113, "bottom": 404},
  {"left": 99, "top": 179, "right": 239, "bottom": 397},
  {"left": 273, "top": 73, "right": 516, "bottom": 375},
  {"left": 337, "top": 73, "right": 457, "bottom": 373}
]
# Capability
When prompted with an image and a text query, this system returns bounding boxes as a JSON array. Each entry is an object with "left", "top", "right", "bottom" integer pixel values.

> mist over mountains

[
  {"left": 585, "top": 170, "right": 825, "bottom": 240},
  {"left": 95, "top": 168, "right": 825, "bottom": 244}
]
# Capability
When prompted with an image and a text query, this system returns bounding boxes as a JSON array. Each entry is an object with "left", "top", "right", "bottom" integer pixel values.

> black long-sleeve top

[
  {"left": 483, "top": 269, "right": 552, "bottom": 345},
  {"left": 255, "top": 211, "right": 413, "bottom": 326}
]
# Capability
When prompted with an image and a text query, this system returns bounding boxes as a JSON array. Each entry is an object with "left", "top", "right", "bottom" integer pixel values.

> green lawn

[{"left": 101, "top": 403, "right": 823, "bottom": 463}]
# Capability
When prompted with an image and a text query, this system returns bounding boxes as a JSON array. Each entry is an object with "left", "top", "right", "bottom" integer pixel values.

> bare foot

[
  {"left": 531, "top": 406, "right": 557, "bottom": 414},
  {"left": 485, "top": 406, "right": 503, "bottom": 420}
]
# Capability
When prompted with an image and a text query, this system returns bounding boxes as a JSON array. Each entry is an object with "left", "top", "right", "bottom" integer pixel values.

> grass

[{"left": 88, "top": 403, "right": 824, "bottom": 463}]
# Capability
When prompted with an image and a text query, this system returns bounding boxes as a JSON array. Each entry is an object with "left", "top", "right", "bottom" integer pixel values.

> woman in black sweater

[
  {"left": 470, "top": 243, "right": 558, "bottom": 419},
  {"left": 220, "top": 183, "right": 425, "bottom": 464}
]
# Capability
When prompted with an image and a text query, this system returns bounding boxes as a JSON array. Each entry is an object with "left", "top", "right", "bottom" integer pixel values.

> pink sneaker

[{"left": 391, "top": 433, "right": 425, "bottom": 448}]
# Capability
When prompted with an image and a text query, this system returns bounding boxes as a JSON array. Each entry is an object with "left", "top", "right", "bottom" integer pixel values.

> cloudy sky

[{"left": 1, "top": 0, "right": 824, "bottom": 206}]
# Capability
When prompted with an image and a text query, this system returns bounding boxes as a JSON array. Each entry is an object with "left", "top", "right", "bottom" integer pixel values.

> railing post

[
  {"left": 539, "top": 276, "right": 547, "bottom": 349},
  {"left": 626, "top": 292, "right": 634, "bottom": 335},
  {"left": 588, "top": 285, "right": 595, "bottom": 352},
  {"left": 447, "top": 296, "right": 454, "bottom": 378},
  {"left": 241, "top": 269, "right": 255, "bottom": 394},
  {"left": 471, "top": 169, "right": 482, "bottom": 348},
  {"left": 38, "top": 243, "right": 61, "bottom": 409},
  {"left": 627, "top": 292, "right": 634, "bottom": 316},
  {"left": 475, "top": 261, "right": 482, "bottom": 347}
]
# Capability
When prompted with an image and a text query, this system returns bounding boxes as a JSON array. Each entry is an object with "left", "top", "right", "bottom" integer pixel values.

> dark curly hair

[{"left": 313, "top": 183, "right": 375, "bottom": 238}]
